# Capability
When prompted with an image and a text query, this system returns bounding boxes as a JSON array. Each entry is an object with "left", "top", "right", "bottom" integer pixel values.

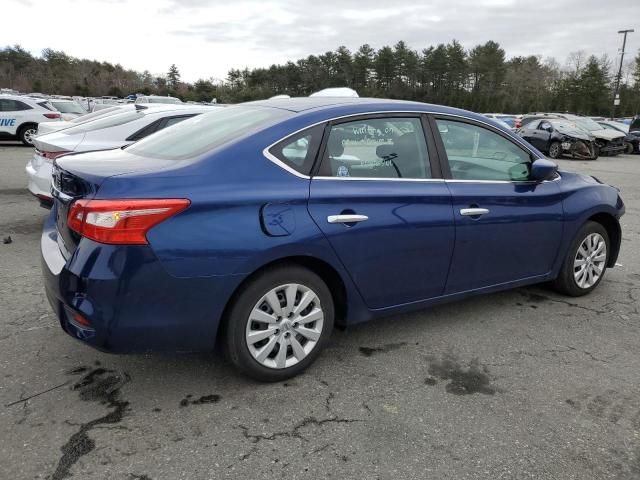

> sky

[{"left": 5, "top": 0, "right": 640, "bottom": 82}]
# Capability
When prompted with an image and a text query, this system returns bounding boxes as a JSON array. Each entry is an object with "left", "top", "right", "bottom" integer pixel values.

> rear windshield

[
  {"left": 127, "top": 106, "right": 289, "bottom": 160},
  {"left": 148, "top": 97, "right": 182, "bottom": 104},
  {"left": 62, "top": 110, "right": 143, "bottom": 135},
  {"left": 52, "top": 101, "right": 87, "bottom": 114},
  {"left": 69, "top": 106, "right": 122, "bottom": 124}
]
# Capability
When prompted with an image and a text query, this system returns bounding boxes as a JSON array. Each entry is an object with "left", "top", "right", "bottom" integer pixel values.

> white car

[
  {"left": 0, "top": 95, "right": 61, "bottom": 145},
  {"left": 36, "top": 105, "right": 126, "bottom": 135},
  {"left": 135, "top": 95, "right": 183, "bottom": 105},
  {"left": 309, "top": 87, "right": 359, "bottom": 98},
  {"left": 49, "top": 99, "right": 88, "bottom": 121},
  {"left": 26, "top": 104, "right": 216, "bottom": 205}
]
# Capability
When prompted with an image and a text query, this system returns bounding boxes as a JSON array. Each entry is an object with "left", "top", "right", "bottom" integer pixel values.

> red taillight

[
  {"left": 71, "top": 312, "right": 92, "bottom": 327},
  {"left": 43, "top": 113, "right": 61, "bottom": 119},
  {"left": 68, "top": 199, "right": 190, "bottom": 245}
]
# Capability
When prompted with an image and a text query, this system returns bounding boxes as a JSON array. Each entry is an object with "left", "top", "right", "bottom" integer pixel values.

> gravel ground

[{"left": 0, "top": 142, "right": 639, "bottom": 480}]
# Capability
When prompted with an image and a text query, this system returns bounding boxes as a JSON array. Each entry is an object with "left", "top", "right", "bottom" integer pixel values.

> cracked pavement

[{"left": 1, "top": 143, "right": 639, "bottom": 479}]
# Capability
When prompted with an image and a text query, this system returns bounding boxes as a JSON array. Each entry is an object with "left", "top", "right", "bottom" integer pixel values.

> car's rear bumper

[
  {"left": 41, "top": 209, "right": 244, "bottom": 353},
  {"left": 26, "top": 154, "right": 53, "bottom": 204}
]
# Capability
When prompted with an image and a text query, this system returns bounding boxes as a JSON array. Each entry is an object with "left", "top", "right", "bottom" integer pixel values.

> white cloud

[{"left": 4, "top": 0, "right": 639, "bottom": 82}]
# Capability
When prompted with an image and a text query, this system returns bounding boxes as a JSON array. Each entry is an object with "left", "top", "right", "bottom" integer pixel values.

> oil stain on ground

[
  {"left": 425, "top": 354, "right": 497, "bottom": 395},
  {"left": 51, "top": 367, "right": 130, "bottom": 480},
  {"left": 358, "top": 342, "right": 407, "bottom": 357},
  {"left": 179, "top": 394, "right": 221, "bottom": 407}
]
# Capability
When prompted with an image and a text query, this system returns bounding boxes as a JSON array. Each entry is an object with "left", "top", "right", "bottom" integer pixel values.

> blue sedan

[{"left": 42, "top": 98, "right": 624, "bottom": 381}]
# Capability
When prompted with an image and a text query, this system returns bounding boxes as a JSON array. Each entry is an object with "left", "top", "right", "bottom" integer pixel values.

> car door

[
  {"left": 431, "top": 115, "right": 564, "bottom": 294},
  {"left": 0, "top": 99, "right": 21, "bottom": 136},
  {"left": 523, "top": 121, "right": 551, "bottom": 151},
  {"left": 307, "top": 114, "right": 455, "bottom": 309}
]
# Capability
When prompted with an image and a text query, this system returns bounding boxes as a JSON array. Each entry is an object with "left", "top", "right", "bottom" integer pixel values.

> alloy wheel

[
  {"left": 23, "top": 128, "right": 37, "bottom": 145},
  {"left": 573, "top": 233, "right": 607, "bottom": 289},
  {"left": 549, "top": 143, "right": 560, "bottom": 158},
  {"left": 245, "top": 283, "right": 324, "bottom": 369}
]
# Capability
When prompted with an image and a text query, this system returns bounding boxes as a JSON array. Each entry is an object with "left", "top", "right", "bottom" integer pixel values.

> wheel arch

[
  {"left": 588, "top": 212, "right": 621, "bottom": 267},
  {"left": 217, "top": 255, "right": 349, "bottom": 343},
  {"left": 17, "top": 121, "right": 38, "bottom": 133}
]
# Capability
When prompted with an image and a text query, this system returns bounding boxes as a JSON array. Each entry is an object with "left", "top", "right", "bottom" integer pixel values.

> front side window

[
  {"left": 319, "top": 117, "right": 431, "bottom": 179},
  {"left": 436, "top": 119, "right": 532, "bottom": 182}
]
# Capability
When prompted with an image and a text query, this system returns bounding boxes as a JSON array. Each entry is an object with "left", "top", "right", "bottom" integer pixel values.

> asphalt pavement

[{"left": 1, "top": 142, "right": 639, "bottom": 479}]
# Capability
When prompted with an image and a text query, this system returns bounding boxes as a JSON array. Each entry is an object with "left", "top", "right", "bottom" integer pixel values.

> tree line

[{"left": 2, "top": 41, "right": 640, "bottom": 116}]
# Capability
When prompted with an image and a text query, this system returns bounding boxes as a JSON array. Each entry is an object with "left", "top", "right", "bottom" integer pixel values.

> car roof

[
  {"left": 245, "top": 97, "right": 469, "bottom": 115},
  {"left": 0, "top": 94, "right": 42, "bottom": 102},
  {"left": 141, "top": 105, "right": 215, "bottom": 116}
]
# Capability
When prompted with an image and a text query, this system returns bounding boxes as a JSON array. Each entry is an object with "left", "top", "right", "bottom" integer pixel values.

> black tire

[
  {"left": 592, "top": 145, "right": 600, "bottom": 160},
  {"left": 551, "top": 221, "right": 610, "bottom": 297},
  {"left": 18, "top": 124, "right": 37, "bottom": 146},
  {"left": 625, "top": 142, "right": 634, "bottom": 155},
  {"left": 548, "top": 141, "right": 561, "bottom": 159},
  {"left": 224, "top": 264, "right": 334, "bottom": 382}
]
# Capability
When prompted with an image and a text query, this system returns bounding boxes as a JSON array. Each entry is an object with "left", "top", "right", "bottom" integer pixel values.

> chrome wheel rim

[
  {"left": 245, "top": 283, "right": 324, "bottom": 369},
  {"left": 549, "top": 143, "right": 560, "bottom": 158},
  {"left": 24, "top": 128, "right": 37, "bottom": 144},
  {"left": 573, "top": 233, "right": 607, "bottom": 289}
]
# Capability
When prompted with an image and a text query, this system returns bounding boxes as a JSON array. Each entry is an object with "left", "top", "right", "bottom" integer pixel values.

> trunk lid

[{"left": 52, "top": 148, "right": 180, "bottom": 255}]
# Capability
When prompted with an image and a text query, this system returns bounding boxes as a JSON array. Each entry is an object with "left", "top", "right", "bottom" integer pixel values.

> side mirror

[{"left": 530, "top": 158, "right": 558, "bottom": 182}]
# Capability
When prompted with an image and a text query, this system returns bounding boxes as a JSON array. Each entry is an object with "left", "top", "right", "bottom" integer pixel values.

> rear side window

[
  {"left": 0, "top": 99, "right": 32, "bottom": 111},
  {"left": 126, "top": 114, "right": 197, "bottom": 142},
  {"left": 268, "top": 125, "right": 324, "bottom": 176},
  {"left": 38, "top": 101, "right": 54, "bottom": 111},
  {"left": 436, "top": 119, "right": 532, "bottom": 181},
  {"left": 126, "top": 119, "right": 163, "bottom": 141},
  {"left": 127, "top": 106, "right": 289, "bottom": 160},
  {"left": 318, "top": 117, "right": 431, "bottom": 179}
]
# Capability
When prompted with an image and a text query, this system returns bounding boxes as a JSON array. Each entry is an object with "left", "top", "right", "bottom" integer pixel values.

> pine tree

[{"left": 167, "top": 64, "right": 181, "bottom": 89}]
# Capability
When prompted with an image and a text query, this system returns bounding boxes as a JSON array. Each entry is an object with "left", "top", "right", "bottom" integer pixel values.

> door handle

[
  {"left": 327, "top": 214, "right": 369, "bottom": 224},
  {"left": 460, "top": 208, "right": 489, "bottom": 217}
]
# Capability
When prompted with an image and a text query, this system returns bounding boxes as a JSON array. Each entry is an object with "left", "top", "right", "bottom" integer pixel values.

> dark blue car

[{"left": 42, "top": 98, "right": 624, "bottom": 381}]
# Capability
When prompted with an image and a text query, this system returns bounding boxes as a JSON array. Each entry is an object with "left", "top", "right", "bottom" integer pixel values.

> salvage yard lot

[{"left": 1, "top": 143, "right": 639, "bottom": 480}]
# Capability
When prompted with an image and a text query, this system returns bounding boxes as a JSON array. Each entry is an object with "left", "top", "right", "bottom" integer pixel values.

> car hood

[
  {"left": 586, "top": 128, "right": 625, "bottom": 141},
  {"left": 555, "top": 126, "right": 592, "bottom": 141}
]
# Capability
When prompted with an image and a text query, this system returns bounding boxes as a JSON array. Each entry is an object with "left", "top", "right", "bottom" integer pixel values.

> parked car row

[
  {"left": 31, "top": 95, "right": 624, "bottom": 381},
  {"left": 0, "top": 94, "right": 64, "bottom": 145},
  {"left": 25, "top": 103, "right": 220, "bottom": 206},
  {"left": 515, "top": 112, "right": 631, "bottom": 160}
]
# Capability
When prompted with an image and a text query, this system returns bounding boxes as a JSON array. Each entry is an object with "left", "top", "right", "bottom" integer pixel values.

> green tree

[{"left": 167, "top": 64, "right": 181, "bottom": 89}]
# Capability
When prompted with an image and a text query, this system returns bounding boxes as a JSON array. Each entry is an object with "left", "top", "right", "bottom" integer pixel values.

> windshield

[
  {"left": 549, "top": 120, "right": 581, "bottom": 130},
  {"left": 127, "top": 106, "right": 289, "bottom": 160},
  {"left": 62, "top": 110, "right": 143, "bottom": 135},
  {"left": 572, "top": 117, "right": 603, "bottom": 132},
  {"left": 603, "top": 122, "right": 629, "bottom": 133},
  {"left": 52, "top": 101, "right": 87, "bottom": 114}
]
